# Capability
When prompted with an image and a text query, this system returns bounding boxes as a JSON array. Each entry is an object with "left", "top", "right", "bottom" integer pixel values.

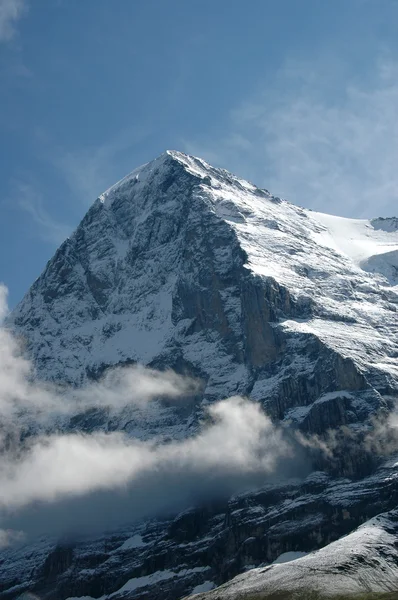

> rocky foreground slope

[
  {"left": 185, "top": 508, "right": 398, "bottom": 599},
  {"left": 2, "top": 151, "right": 398, "bottom": 599}
]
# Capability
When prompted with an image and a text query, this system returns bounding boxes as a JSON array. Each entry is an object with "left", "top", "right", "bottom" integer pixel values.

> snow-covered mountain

[
  {"left": 2, "top": 150, "right": 398, "bottom": 599},
  {"left": 9, "top": 151, "right": 398, "bottom": 437}
]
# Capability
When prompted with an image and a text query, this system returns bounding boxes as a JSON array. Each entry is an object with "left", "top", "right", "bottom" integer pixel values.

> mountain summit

[{"left": 3, "top": 151, "right": 398, "bottom": 599}]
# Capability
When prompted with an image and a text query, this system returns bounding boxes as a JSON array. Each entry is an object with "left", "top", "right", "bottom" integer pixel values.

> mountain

[{"left": 2, "top": 150, "right": 398, "bottom": 600}]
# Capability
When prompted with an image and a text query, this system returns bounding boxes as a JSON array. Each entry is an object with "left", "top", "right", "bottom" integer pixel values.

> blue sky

[{"left": 1, "top": 0, "right": 398, "bottom": 306}]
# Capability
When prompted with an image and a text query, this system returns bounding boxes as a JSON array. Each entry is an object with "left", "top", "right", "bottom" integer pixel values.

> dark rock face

[
  {"left": 39, "top": 546, "right": 74, "bottom": 578},
  {"left": 2, "top": 151, "right": 398, "bottom": 599},
  {"left": 2, "top": 466, "right": 398, "bottom": 600}
]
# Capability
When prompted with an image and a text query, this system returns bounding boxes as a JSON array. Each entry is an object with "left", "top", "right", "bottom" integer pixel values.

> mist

[
  {"left": 1, "top": 396, "right": 303, "bottom": 540},
  {"left": 0, "top": 284, "right": 303, "bottom": 545},
  {"left": 2, "top": 279, "right": 397, "bottom": 548}
]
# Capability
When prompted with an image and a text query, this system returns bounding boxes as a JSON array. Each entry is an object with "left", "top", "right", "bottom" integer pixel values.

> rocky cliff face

[
  {"left": 185, "top": 507, "right": 398, "bottom": 599},
  {"left": 9, "top": 152, "right": 398, "bottom": 433},
  {"left": 2, "top": 151, "right": 398, "bottom": 599}
]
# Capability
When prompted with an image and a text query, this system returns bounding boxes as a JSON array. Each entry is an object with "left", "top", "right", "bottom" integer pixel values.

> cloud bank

[
  {"left": 0, "top": 397, "right": 291, "bottom": 512},
  {"left": 0, "top": 284, "right": 295, "bottom": 541},
  {"left": 1, "top": 281, "right": 396, "bottom": 543}
]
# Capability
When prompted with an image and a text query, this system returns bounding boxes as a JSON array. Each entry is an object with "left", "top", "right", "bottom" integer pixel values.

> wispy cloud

[
  {"left": 0, "top": 0, "right": 26, "bottom": 42},
  {"left": 0, "top": 284, "right": 294, "bottom": 537},
  {"left": 5, "top": 122, "right": 152, "bottom": 247},
  {"left": 1, "top": 282, "right": 398, "bottom": 540},
  {"left": 184, "top": 58, "right": 398, "bottom": 219},
  {"left": 0, "top": 397, "right": 290, "bottom": 512},
  {"left": 55, "top": 146, "right": 118, "bottom": 206},
  {"left": 40, "top": 123, "right": 154, "bottom": 206},
  {"left": 13, "top": 181, "right": 72, "bottom": 244},
  {"left": 0, "top": 284, "right": 197, "bottom": 426}
]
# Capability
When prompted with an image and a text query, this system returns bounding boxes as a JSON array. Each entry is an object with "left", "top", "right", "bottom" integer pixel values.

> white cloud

[
  {"left": 184, "top": 59, "right": 398, "bottom": 219},
  {"left": 0, "top": 284, "right": 293, "bottom": 532},
  {"left": 0, "top": 287, "right": 197, "bottom": 425},
  {"left": 0, "top": 284, "right": 8, "bottom": 321},
  {"left": 0, "top": 397, "right": 291, "bottom": 511},
  {"left": 2, "top": 278, "right": 398, "bottom": 539},
  {"left": 0, "top": 0, "right": 26, "bottom": 42}
]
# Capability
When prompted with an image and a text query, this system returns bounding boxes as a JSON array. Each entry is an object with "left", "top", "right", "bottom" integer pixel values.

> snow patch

[
  {"left": 191, "top": 580, "right": 216, "bottom": 594},
  {"left": 110, "top": 566, "right": 210, "bottom": 596},
  {"left": 272, "top": 551, "right": 308, "bottom": 564},
  {"left": 118, "top": 534, "right": 146, "bottom": 550},
  {"left": 311, "top": 210, "right": 398, "bottom": 276}
]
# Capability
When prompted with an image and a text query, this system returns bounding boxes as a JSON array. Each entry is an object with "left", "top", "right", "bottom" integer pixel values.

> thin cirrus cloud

[
  {"left": 184, "top": 59, "right": 398, "bottom": 219},
  {"left": 44, "top": 122, "right": 155, "bottom": 207},
  {"left": 0, "top": 0, "right": 26, "bottom": 42},
  {"left": 12, "top": 180, "right": 72, "bottom": 245},
  {"left": 10, "top": 124, "right": 154, "bottom": 247}
]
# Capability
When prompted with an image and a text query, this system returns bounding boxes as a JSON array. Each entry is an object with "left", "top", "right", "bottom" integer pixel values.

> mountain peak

[
  {"left": 4, "top": 151, "right": 398, "bottom": 600},
  {"left": 97, "top": 149, "right": 266, "bottom": 211},
  {"left": 96, "top": 149, "right": 199, "bottom": 206},
  {"left": 9, "top": 149, "right": 398, "bottom": 406}
]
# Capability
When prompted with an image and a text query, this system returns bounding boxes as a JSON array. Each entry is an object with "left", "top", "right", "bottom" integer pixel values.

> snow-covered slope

[
  {"left": 3, "top": 151, "right": 398, "bottom": 600},
  {"left": 186, "top": 509, "right": 398, "bottom": 599},
  {"left": 311, "top": 211, "right": 398, "bottom": 284}
]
